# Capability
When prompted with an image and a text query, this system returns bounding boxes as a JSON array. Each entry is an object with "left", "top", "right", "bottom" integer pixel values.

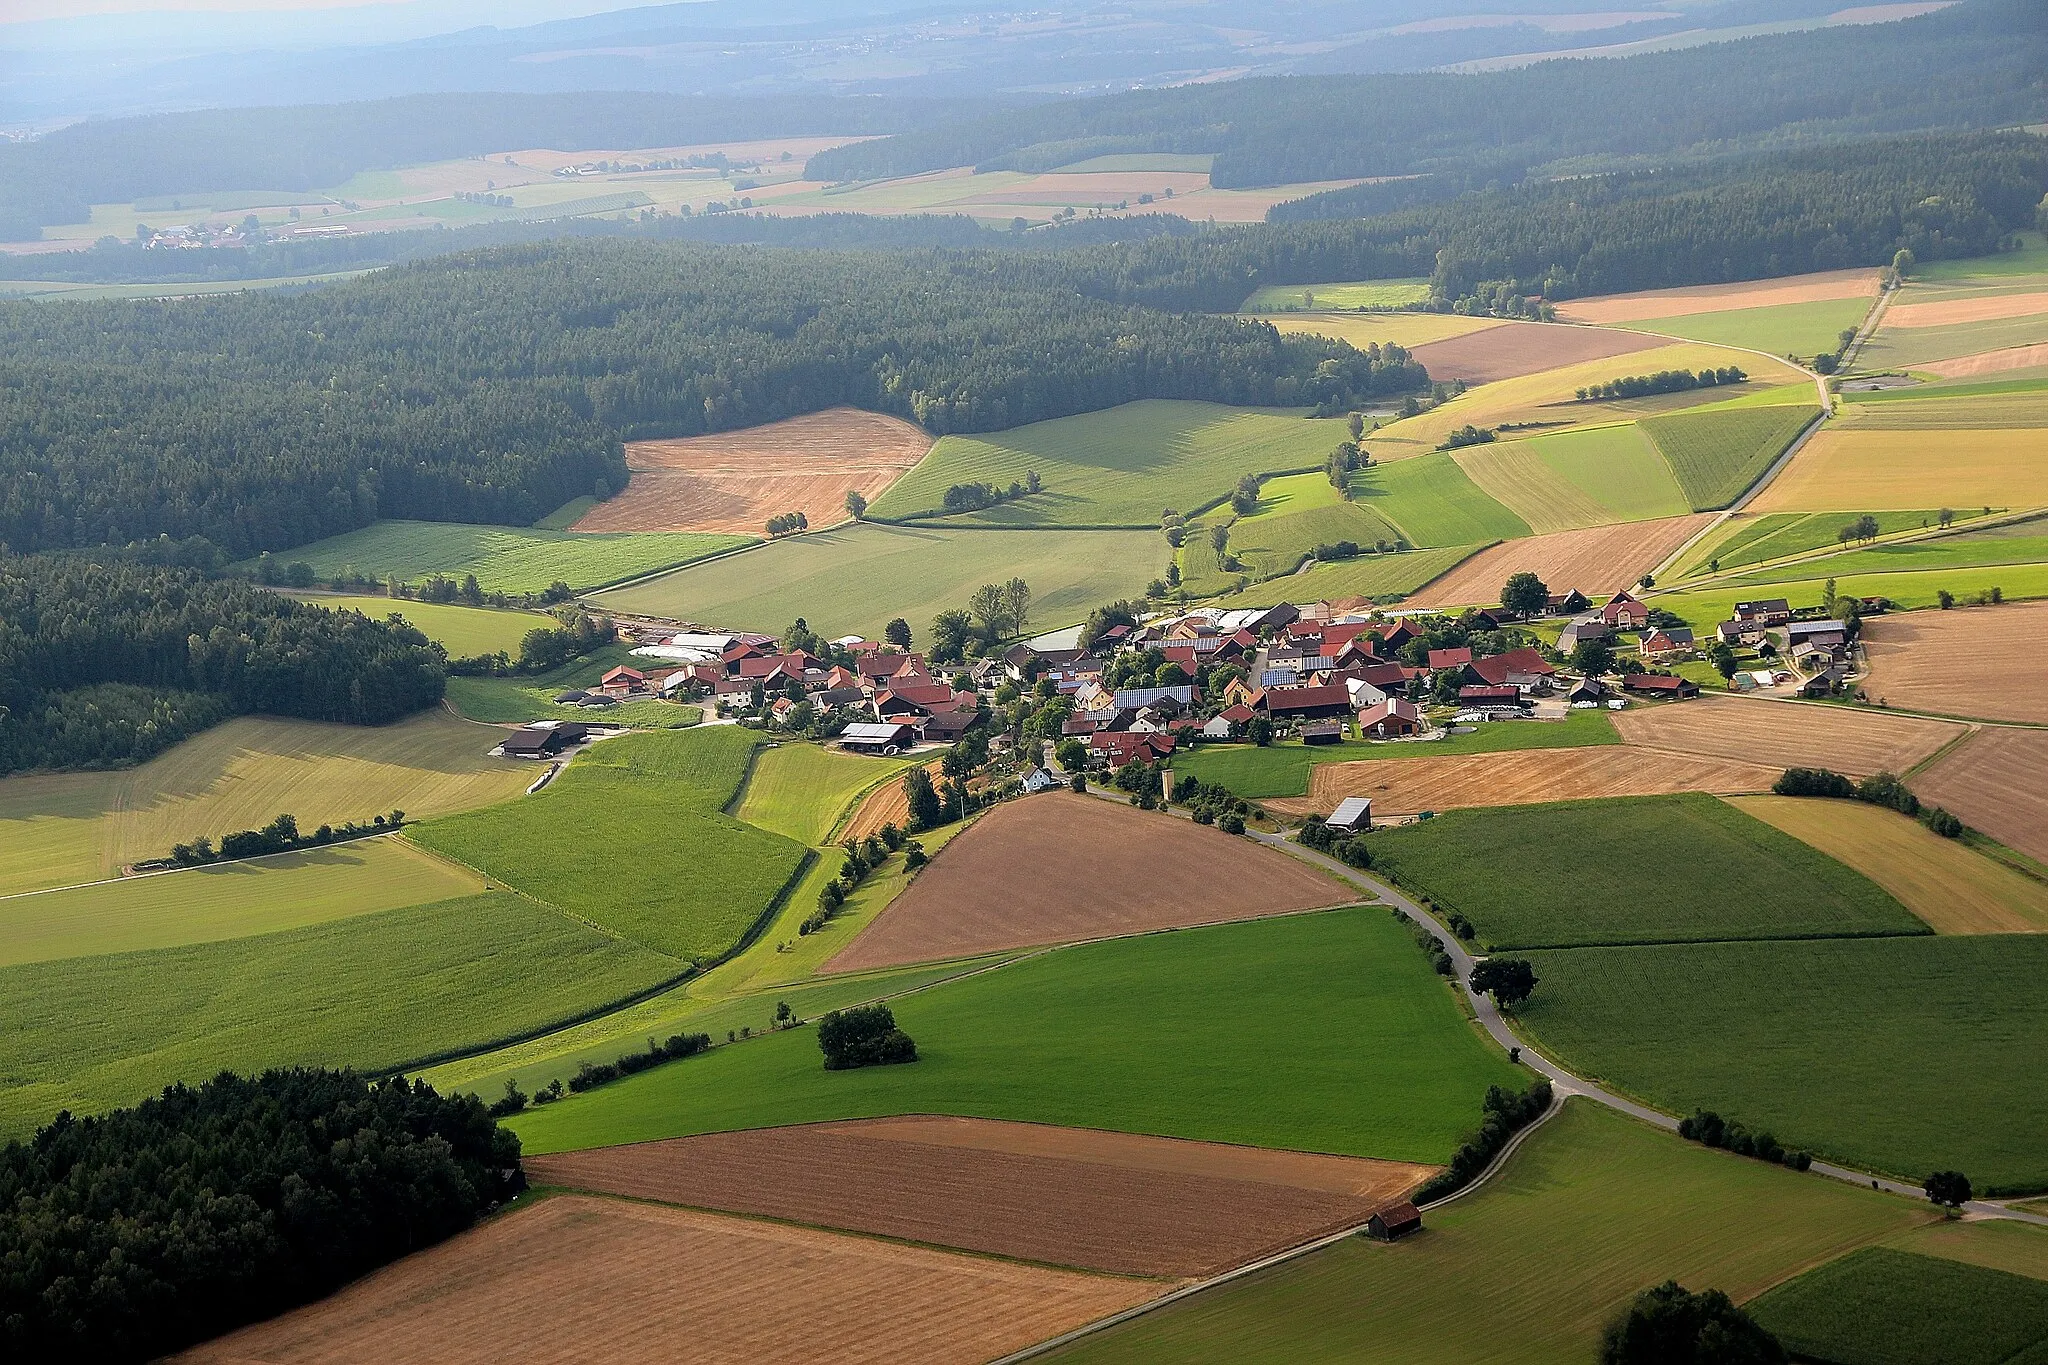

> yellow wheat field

[{"left": 1746, "top": 427, "right": 2048, "bottom": 512}]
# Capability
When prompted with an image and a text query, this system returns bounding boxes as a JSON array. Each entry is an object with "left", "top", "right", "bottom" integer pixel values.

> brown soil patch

[
  {"left": 1859, "top": 602, "right": 2048, "bottom": 724},
  {"left": 826, "top": 790, "right": 1355, "bottom": 972},
  {"left": 1886, "top": 291, "right": 2048, "bottom": 329},
  {"left": 841, "top": 759, "right": 943, "bottom": 842},
  {"left": 1406, "top": 321, "right": 1664, "bottom": 384},
  {"left": 527, "top": 1116, "right": 1433, "bottom": 1278},
  {"left": 1556, "top": 270, "right": 1881, "bottom": 325},
  {"left": 1912, "top": 728, "right": 2048, "bottom": 867},
  {"left": 1404, "top": 514, "right": 1715, "bottom": 608},
  {"left": 573, "top": 408, "right": 932, "bottom": 535},
  {"left": 170, "top": 1194, "right": 1147, "bottom": 1365},
  {"left": 1266, "top": 745, "right": 1781, "bottom": 818},
  {"left": 1611, "top": 693, "right": 1966, "bottom": 773},
  {"left": 1920, "top": 344, "right": 2048, "bottom": 378}
]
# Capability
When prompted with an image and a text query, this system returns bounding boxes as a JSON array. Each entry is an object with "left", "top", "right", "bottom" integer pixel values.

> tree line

[
  {"left": 0, "top": 239, "right": 1418, "bottom": 558},
  {"left": 0, "top": 554, "right": 446, "bottom": 774},
  {"left": 0, "top": 1067, "right": 520, "bottom": 1362}
]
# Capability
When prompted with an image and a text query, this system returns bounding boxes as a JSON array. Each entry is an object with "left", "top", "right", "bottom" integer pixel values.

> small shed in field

[
  {"left": 1328, "top": 797, "right": 1373, "bottom": 834},
  {"left": 1366, "top": 1202, "right": 1422, "bottom": 1241}
]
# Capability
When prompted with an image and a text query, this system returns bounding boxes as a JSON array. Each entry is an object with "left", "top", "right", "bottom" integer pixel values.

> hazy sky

[{"left": 4, "top": 0, "right": 637, "bottom": 25}]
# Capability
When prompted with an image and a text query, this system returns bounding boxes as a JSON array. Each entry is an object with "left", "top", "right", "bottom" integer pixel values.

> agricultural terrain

[
  {"left": 263, "top": 518, "right": 749, "bottom": 594},
  {"left": 281, "top": 591, "right": 546, "bottom": 657}
]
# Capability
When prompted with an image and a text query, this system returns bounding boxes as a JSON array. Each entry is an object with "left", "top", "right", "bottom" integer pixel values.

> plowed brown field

[
  {"left": 1885, "top": 291, "right": 2048, "bottom": 329},
  {"left": 1612, "top": 693, "right": 1966, "bottom": 772},
  {"left": 1859, "top": 602, "right": 2048, "bottom": 724},
  {"left": 1912, "top": 728, "right": 2048, "bottom": 866},
  {"left": 573, "top": 408, "right": 932, "bottom": 535},
  {"left": 1406, "top": 321, "right": 1663, "bottom": 384},
  {"left": 841, "top": 758, "right": 942, "bottom": 842},
  {"left": 527, "top": 1116, "right": 1434, "bottom": 1278},
  {"left": 171, "top": 1194, "right": 1149, "bottom": 1365},
  {"left": 825, "top": 790, "right": 1354, "bottom": 972},
  {"left": 1404, "top": 514, "right": 1715, "bottom": 607},
  {"left": 1922, "top": 344, "right": 2048, "bottom": 377},
  {"left": 1265, "top": 745, "right": 1780, "bottom": 818},
  {"left": 1556, "top": 270, "right": 1881, "bottom": 325}
]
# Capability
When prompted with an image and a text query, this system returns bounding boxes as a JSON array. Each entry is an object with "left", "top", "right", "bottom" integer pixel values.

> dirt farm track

[
  {"left": 528, "top": 1116, "right": 1434, "bottom": 1279},
  {"left": 825, "top": 790, "right": 1357, "bottom": 973},
  {"left": 169, "top": 1194, "right": 1151, "bottom": 1365},
  {"left": 571, "top": 408, "right": 932, "bottom": 536}
]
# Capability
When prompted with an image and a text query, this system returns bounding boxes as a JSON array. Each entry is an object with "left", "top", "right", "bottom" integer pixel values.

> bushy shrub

[
  {"left": 1920, "top": 805, "right": 1964, "bottom": 838},
  {"left": 1678, "top": 1110, "right": 1810, "bottom": 1170},
  {"left": 818, "top": 1004, "right": 918, "bottom": 1070},
  {"left": 567, "top": 1032, "right": 712, "bottom": 1092},
  {"left": 1414, "top": 1080, "right": 1554, "bottom": 1201},
  {"left": 1773, "top": 767, "right": 1856, "bottom": 798}
]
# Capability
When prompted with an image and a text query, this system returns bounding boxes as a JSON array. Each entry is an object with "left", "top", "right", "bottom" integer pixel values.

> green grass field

[
  {"left": 1720, "top": 526, "right": 2048, "bottom": 586},
  {"left": 0, "top": 711, "right": 530, "bottom": 897},
  {"left": 733, "top": 742, "right": 914, "bottom": 846},
  {"left": 1208, "top": 542, "right": 1481, "bottom": 607},
  {"left": 1352, "top": 453, "right": 1531, "bottom": 547},
  {"left": 1840, "top": 393, "right": 2048, "bottom": 429},
  {"left": 1240, "top": 279, "right": 1433, "bottom": 311},
  {"left": 1845, "top": 374, "right": 2048, "bottom": 403},
  {"left": 534, "top": 495, "right": 598, "bottom": 529},
  {"left": 0, "top": 890, "right": 685, "bottom": 1137},
  {"left": 1623, "top": 296, "right": 1876, "bottom": 359},
  {"left": 408, "top": 729, "right": 807, "bottom": 960},
  {"left": 1642, "top": 404, "right": 1820, "bottom": 510},
  {"left": 1748, "top": 1247, "right": 2048, "bottom": 1365},
  {"left": 442, "top": 642, "right": 699, "bottom": 728},
  {"left": 1518, "top": 934, "right": 2048, "bottom": 1190},
  {"left": 0, "top": 837, "right": 482, "bottom": 968},
  {"left": 1674, "top": 510, "right": 1987, "bottom": 579},
  {"left": 1174, "top": 709, "right": 1620, "bottom": 799},
  {"left": 509, "top": 907, "right": 1523, "bottom": 1160},
  {"left": 1181, "top": 472, "right": 1409, "bottom": 593},
  {"left": 1368, "top": 794, "right": 1928, "bottom": 949},
  {"left": 259, "top": 519, "right": 749, "bottom": 593},
  {"left": 280, "top": 591, "right": 546, "bottom": 657},
  {"left": 1652, "top": 564, "right": 2048, "bottom": 627},
  {"left": 869, "top": 400, "right": 1351, "bottom": 527},
  {"left": 1860, "top": 313, "right": 2048, "bottom": 370},
  {"left": 1045, "top": 1100, "right": 1926, "bottom": 1365},
  {"left": 591, "top": 522, "right": 1165, "bottom": 639},
  {"left": 1456, "top": 424, "right": 1691, "bottom": 533}
]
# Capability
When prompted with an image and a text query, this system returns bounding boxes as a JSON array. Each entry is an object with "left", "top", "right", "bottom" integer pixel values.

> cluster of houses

[{"left": 1713, "top": 598, "right": 1862, "bottom": 697}]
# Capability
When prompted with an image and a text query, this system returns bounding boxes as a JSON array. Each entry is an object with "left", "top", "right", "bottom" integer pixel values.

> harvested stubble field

[
  {"left": 1610, "top": 694, "right": 1964, "bottom": 774},
  {"left": 1911, "top": 727, "right": 2048, "bottom": 867},
  {"left": 1748, "top": 427, "right": 2048, "bottom": 512},
  {"left": 1405, "top": 320, "right": 1663, "bottom": 384},
  {"left": 1730, "top": 797, "right": 2048, "bottom": 935},
  {"left": 573, "top": 408, "right": 932, "bottom": 536},
  {"left": 1555, "top": 269, "right": 1882, "bottom": 325},
  {"left": 1923, "top": 343, "right": 2048, "bottom": 377},
  {"left": 826, "top": 791, "right": 1355, "bottom": 972},
  {"left": 1859, "top": 600, "right": 2048, "bottom": 723},
  {"left": 1401, "top": 514, "right": 1715, "bottom": 607},
  {"left": 0, "top": 711, "right": 530, "bottom": 897},
  {"left": 840, "top": 758, "right": 943, "bottom": 842},
  {"left": 1265, "top": 744, "right": 1781, "bottom": 819},
  {"left": 1885, "top": 290, "right": 2048, "bottom": 329},
  {"left": 169, "top": 1193, "right": 1154, "bottom": 1365},
  {"left": 1261, "top": 311, "right": 1507, "bottom": 350},
  {"left": 527, "top": 1116, "right": 1434, "bottom": 1278}
]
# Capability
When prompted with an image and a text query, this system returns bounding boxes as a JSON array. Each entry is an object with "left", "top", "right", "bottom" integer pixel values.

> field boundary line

[
  {"left": 0, "top": 826, "right": 416, "bottom": 904},
  {"left": 1670, "top": 505, "right": 2047, "bottom": 590}
]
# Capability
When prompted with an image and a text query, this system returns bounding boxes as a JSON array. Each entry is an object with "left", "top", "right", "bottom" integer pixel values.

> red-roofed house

[
  {"left": 1262, "top": 683, "right": 1354, "bottom": 720},
  {"left": 1089, "top": 731, "right": 1175, "bottom": 766},
  {"left": 1357, "top": 697, "right": 1425, "bottom": 737},
  {"left": 599, "top": 666, "right": 645, "bottom": 697},
  {"left": 1469, "top": 648, "right": 1557, "bottom": 691},
  {"left": 1603, "top": 591, "right": 1650, "bottom": 630},
  {"left": 1427, "top": 646, "right": 1474, "bottom": 670}
]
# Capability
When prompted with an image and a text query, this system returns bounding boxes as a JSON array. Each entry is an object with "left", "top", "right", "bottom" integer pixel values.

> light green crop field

[
  {"left": 280, "top": 591, "right": 545, "bottom": 657},
  {"left": 1517, "top": 934, "right": 2048, "bottom": 1190},
  {"left": 1240, "top": 278, "right": 1433, "bottom": 311},
  {"left": 1455, "top": 424, "right": 1690, "bottom": 533},
  {"left": 1209, "top": 542, "right": 1482, "bottom": 608},
  {"left": 1653, "top": 563, "right": 2048, "bottom": 626},
  {"left": 1182, "top": 472, "right": 1408, "bottom": 592},
  {"left": 1722, "top": 530, "right": 2048, "bottom": 586},
  {"left": 0, "top": 890, "right": 685, "bottom": 1137},
  {"left": 869, "top": 400, "right": 1351, "bottom": 527},
  {"left": 1044, "top": 1101, "right": 1926, "bottom": 1365},
  {"left": 1846, "top": 373, "right": 2048, "bottom": 402},
  {"left": 442, "top": 641, "right": 698, "bottom": 728},
  {"left": 259, "top": 518, "right": 749, "bottom": 593},
  {"left": 534, "top": 495, "right": 598, "bottom": 529},
  {"left": 1641, "top": 403, "right": 1820, "bottom": 510},
  {"left": 1748, "top": 1247, "right": 2048, "bottom": 1365},
  {"left": 1351, "top": 453, "right": 1531, "bottom": 547},
  {"left": 1861, "top": 313, "right": 2048, "bottom": 370},
  {"left": 734, "top": 742, "right": 915, "bottom": 846},
  {"left": 1673, "top": 510, "right": 1987, "bottom": 579},
  {"left": 1911, "top": 236, "right": 2048, "bottom": 282},
  {"left": 591, "top": 522, "right": 1165, "bottom": 639},
  {"left": 1623, "top": 296, "right": 1875, "bottom": 359},
  {"left": 1174, "top": 709, "right": 1620, "bottom": 799},
  {"left": 0, "top": 837, "right": 483, "bottom": 968},
  {"left": 0, "top": 711, "right": 530, "bottom": 897},
  {"left": 1839, "top": 393, "right": 2048, "bottom": 429},
  {"left": 1367, "top": 794, "right": 1928, "bottom": 950},
  {"left": 408, "top": 729, "right": 807, "bottom": 960},
  {"left": 509, "top": 907, "right": 1523, "bottom": 1159}
]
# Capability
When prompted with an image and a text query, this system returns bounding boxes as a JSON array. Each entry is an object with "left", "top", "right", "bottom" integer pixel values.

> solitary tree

[
  {"left": 817, "top": 1004, "right": 917, "bottom": 1071},
  {"left": 884, "top": 617, "right": 912, "bottom": 648},
  {"left": 1709, "top": 641, "right": 1739, "bottom": 679},
  {"left": 844, "top": 489, "right": 868, "bottom": 519},
  {"left": 1469, "top": 958, "right": 1539, "bottom": 1008},
  {"left": 1348, "top": 411, "right": 1366, "bottom": 441},
  {"left": 1599, "top": 1281, "right": 1786, "bottom": 1365},
  {"left": 1247, "top": 715, "right": 1273, "bottom": 747},
  {"left": 1501, "top": 571, "right": 1550, "bottom": 620},
  {"left": 1925, "top": 1170, "right": 1972, "bottom": 1212},
  {"left": 1210, "top": 523, "right": 1230, "bottom": 553},
  {"left": 1938, "top": 507, "right": 1956, "bottom": 528}
]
